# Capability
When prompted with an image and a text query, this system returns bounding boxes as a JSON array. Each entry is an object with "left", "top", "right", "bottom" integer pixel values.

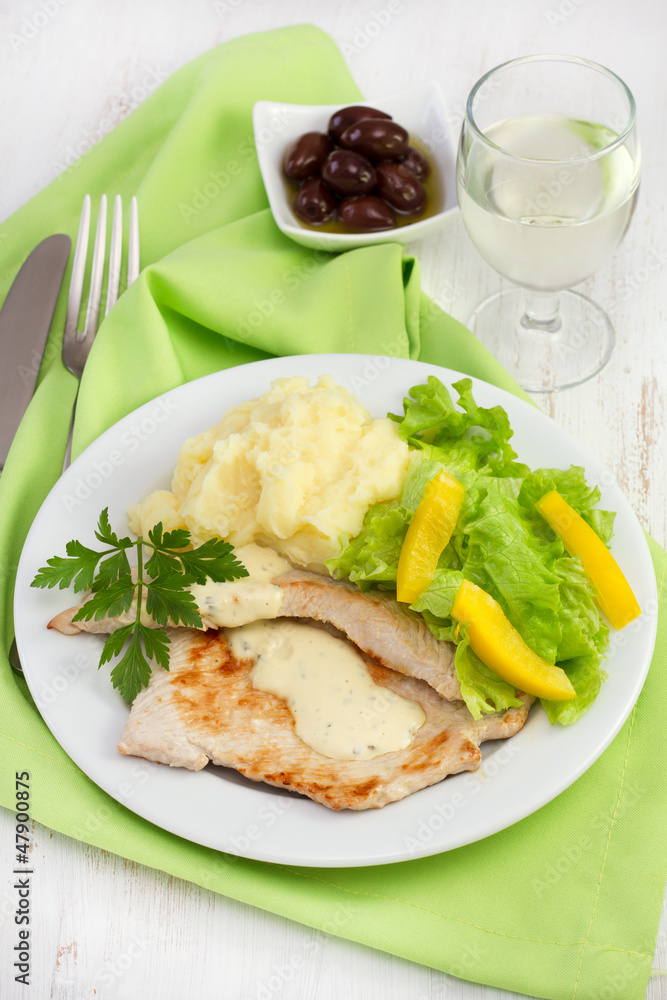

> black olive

[
  {"left": 283, "top": 132, "right": 334, "bottom": 184},
  {"left": 337, "top": 195, "right": 396, "bottom": 232},
  {"left": 327, "top": 105, "right": 392, "bottom": 143},
  {"left": 338, "top": 119, "right": 409, "bottom": 161},
  {"left": 293, "top": 178, "right": 337, "bottom": 224},
  {"left": 321, "top": 150, "right": 377, "bottom": 196},
  {"left": 376, "top": 161, "right": 426, "bottom": 215},
  {"left": 401, "top": 146, "right": 430, "bottom": 180}
]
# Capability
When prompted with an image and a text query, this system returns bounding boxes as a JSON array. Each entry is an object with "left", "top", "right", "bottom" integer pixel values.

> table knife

[{"left": 0, "top": 233, "right": 71, "bottom": 469}]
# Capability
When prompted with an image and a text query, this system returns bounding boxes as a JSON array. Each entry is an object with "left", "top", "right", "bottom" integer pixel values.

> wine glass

[{"left": 456, "top": 55, "right": 640, "bottom": 392}]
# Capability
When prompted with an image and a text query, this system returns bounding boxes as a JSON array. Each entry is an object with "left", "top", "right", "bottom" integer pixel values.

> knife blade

[{"left": 0, "top": 233, "right": 71, "bottom": 469}]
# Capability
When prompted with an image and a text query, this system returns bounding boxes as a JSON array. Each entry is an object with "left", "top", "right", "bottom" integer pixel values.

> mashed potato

[{"left": 128, "top": 375, "right": 411, "bottom": 571}]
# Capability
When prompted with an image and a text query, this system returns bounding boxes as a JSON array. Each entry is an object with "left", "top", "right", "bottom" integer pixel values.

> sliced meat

[
  {"left": 47, "top": 604, "right": 217, "bottom": 634},
  {"left": 48, "top": 606, "right": 142, "bottom": 635},
  {"left": 274, "top": 569, "right": 460, "bottom": 701},
  {"left": 51, "top": 569, "right": 461, "bottom": 701},
  {"left": 118, "top": 627, "right": 532, "bottom": 811}
]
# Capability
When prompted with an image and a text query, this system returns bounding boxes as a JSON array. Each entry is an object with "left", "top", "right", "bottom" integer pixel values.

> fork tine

[
  {"left": 127, "top": 196, "right": 140, "bottom": 286},
  {"left": 64, "top": 194, "right": 91, "bottom": 339},
  {"left": 105, "top": 194, "right": 123, "bottom": 316},
  {"left": 82, "top": 194, "right": 107, "bottom": 341}
]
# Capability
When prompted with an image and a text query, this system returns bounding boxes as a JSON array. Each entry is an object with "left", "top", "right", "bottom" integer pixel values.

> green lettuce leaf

[
  {"left": 518, "top": 465, "right": 615, "bottom": 543},
  {"left": 541, "top": 654, "right": 608, "bottom": 726},
  {"left": 460, "top": 477, "right": 564, "bottom": 661},
  {"left": 453, "top": 623, "right": 524, "bottom": 719},
  {"left": 327, "top": 503, "right": 408, "bottom": 589},
  {"left": 330, "top": 376, "right": 617, "bottom": 727},
  {"left": 390, "top": 375, "right": 472, "bottom": 442},
  {"left": 392, "top": 376, "right": 530, "bottom": 477},
  {"left": 412, "top": 567, "right": 464, "bottom": 621},
  {"left": 552, "top": 555, "right": 609, "bottom": 662}
]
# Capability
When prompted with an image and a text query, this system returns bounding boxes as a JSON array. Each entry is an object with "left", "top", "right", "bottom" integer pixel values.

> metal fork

[
  {"left": 62, "top": 192, "right": 140, "bottom": 467},
  {"left": 9, "top": 194, "right": 140, "bottom": 676}
]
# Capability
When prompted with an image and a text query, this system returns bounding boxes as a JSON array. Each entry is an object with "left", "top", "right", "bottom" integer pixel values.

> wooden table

[{"left": 1, "top": 0, "right": 665, "bottom": 996}]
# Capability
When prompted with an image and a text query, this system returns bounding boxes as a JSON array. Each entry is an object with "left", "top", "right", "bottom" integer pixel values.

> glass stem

[{"left": 521, "top": 291, "right": 562, "bottom": 332}]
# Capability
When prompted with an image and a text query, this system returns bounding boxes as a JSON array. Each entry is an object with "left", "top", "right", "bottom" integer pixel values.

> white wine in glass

[{"left": 456, "top": 56, "right": 640, "bottom": 392}]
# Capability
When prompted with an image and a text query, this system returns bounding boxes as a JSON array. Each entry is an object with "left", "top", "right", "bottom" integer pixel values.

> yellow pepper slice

[
  {"left": 396, "top": 470, "right": 465, "bottom": 604},
  {"left": 535, "top": 490, "right": 640, "bottom": 630},
  {"left": 451, "top": 579, "right": 577, "bottom": 701}
]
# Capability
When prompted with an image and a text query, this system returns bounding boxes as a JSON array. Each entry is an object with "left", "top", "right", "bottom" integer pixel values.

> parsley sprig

[{"left": 32, "top": 509, "right": 248, "bottom": 703}]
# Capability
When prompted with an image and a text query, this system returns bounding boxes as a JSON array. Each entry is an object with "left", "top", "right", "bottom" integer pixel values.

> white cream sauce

[
  {"left": 225, "top": 619, "right": 426, "bottom": 760},
  {"left": 189, "top": 543, "right": 290, "bottom": 627}
]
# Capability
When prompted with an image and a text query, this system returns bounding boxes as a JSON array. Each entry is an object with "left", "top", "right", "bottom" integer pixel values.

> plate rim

[{"left": 13, "top": 354, "right": 658, "bottom": 867}]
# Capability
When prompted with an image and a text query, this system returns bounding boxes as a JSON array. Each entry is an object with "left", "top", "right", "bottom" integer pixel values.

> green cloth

[{"left": 0, "top": 25, "right": 665, "bottom": 1000}]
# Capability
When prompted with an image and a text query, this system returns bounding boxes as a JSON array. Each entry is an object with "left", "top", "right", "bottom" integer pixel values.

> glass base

[{"left": 468, "top": 288, "right": 615, "bottom": 392}]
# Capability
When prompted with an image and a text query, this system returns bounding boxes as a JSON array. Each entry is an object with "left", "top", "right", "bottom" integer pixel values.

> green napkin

[{"left": 0, "top": 25, "right": 665, "bottom": 1000}]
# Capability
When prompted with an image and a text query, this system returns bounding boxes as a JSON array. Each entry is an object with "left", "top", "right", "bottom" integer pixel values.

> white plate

[
  {"left": 253, "top": 83, "right": 458, "bottom": 251},
  {"left": 14, "top": 355, "right": 657, "bottom": 867}
]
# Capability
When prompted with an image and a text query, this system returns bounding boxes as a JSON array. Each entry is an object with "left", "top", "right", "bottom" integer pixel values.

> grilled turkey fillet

[
  {"left": 49, "top": 570, "right": 462, "bottom": 700},
  {"left": 118, "top": 627, "right": 532, "bottom": 810}
]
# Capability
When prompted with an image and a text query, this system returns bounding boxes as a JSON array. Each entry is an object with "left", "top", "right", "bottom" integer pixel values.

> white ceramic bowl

[{"left": 253, "top": 83, "right": 458, "bottom": 251}]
